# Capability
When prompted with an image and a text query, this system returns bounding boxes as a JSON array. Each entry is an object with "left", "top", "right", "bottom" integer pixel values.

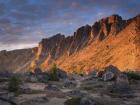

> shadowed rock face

[
  {"left": 39, "top": 25, "right": 92, "bottom": 58},
  {"left": 0, "top": 14, "right": 140, "bottom": 72},
  {"left": 30, "top": 25, "right": 92, "bottom": 69}
]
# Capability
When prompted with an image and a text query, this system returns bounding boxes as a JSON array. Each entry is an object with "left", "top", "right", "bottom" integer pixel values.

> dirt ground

[{"left": 0, "top": 76, "right": 140, "bottom": 105}]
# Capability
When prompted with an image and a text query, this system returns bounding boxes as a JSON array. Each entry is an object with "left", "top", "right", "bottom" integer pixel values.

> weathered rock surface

[
  {"left": 44, "top": 84, "right": 60, "bottom": 91},
  {"left": 80, "top": 97, "right": 96, "bottom": 105},
  {"left": 102, "top": 71, "right": 115, "bottom": 81},
  {"left": 96, "top": 71, "right": 105, "bottom": 78},
  {"left": 102, "top": 65, "right": 120, "bottom": 81},
  {"left": 64, "top": 79, "right": 76, "bottom": 88},
  {"left": 115, "top": 73, "right": 130, "bottom": 92}
]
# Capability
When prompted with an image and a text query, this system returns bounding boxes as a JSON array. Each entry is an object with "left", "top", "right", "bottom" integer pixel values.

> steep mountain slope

[
  {"left": 57, "top": 15, "right": 140, "bottom": 72},
  {"left": 30, "top": 14, "right": 140, "bottom": 72},
  {"left": 0, "top": 14, "right": 139, "bottom": 72}
]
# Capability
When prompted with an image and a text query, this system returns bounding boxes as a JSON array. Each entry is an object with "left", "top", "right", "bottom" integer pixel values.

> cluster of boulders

[
  {"left": 96, "top": 65, "right": 130, "bottom": 93},
  {"left": 96, "top": 65, "right": 120, "bottom": 81},
  {"left": 24, "top": 67, "right": 67, "bottom": 83},
  {"left": 24, "top": 69, "right": 47, "bottom": 83}
]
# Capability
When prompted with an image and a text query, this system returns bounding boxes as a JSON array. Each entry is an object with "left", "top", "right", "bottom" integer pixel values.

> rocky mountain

[{"left": 0, "top": 14, "right": 140, "bottom": 72}]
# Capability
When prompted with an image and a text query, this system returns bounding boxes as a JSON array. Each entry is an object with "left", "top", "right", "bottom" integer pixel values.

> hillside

[{"left": 0, "top": 48, "right": 34, "bottom": 72}]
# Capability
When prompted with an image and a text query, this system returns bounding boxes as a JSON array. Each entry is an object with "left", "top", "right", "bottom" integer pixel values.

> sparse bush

[
  {"left": 79, "top": 70, "right": 85, "bottom": 76},
  {"left": 8, "top": 76, "right": 21, "bottom": 92},
  {"left": 80, "top": 73, "right": 84, "bottom": 77},
  {"left": 65, "top": 97, "right": 81, "bottom": 105},
  {"left": 125, "top": 71, "right": 140, "bottom": 80},
  {"left": 49, "top": 63, "right": 59, "bottom": 81}
]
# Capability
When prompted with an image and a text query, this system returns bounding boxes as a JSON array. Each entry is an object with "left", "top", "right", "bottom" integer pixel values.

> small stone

[
  {"left": 64, "top": 79, "right": 76, "bottom": 88},
  {"left": 68, "top": 90, "right": 86, "bottom": 97},
  {"left": 44, "top": 84, "right": 60, "bottom": 91}
]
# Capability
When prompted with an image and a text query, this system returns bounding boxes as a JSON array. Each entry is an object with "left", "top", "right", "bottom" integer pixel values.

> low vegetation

[
  {"left": 64, "top": 97, "right": 81, "bottom": 105},
  {"left": 49, "top": 63, "right": 59, "bottom": 81},
  {"left": 82, "top": 86, "right": 93, "bottom": 90},
  {"left": 124, "top": 71, "right": 140, "bottom": 80},
  {"left": 8, "top": 76, "right": 21, "bottom": 92}
]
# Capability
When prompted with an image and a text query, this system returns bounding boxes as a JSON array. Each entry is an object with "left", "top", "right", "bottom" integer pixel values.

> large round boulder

[
  {"left": 44, "top": 84, "right": 60, "bottom": 91},
  {"left": 102, "top": 65, "right": 120, "bottom": 81}
]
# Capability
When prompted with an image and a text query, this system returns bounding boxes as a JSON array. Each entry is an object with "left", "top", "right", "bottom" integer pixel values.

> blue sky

[{"left": 0, "top": 0, "right": 140, "bottom": 50}]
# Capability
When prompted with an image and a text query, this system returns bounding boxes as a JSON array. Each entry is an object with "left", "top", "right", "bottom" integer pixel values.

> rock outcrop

[
  {"left": 91, "top": 14, "right": 126, "bottom": 40},
  {"left": 30, "top": 14, "right": 140, "bottom": 72}
]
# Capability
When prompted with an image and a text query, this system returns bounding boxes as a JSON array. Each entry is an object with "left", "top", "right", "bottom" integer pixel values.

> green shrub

[
  {"left": 65, "top": 97, "right": 81, "bottom": 105},
  {"left": 79, "top": 70, "right": 85, "bottom": 76},
  {"left": 125, "top": 71, "right": 140, "bottom": 80},
  {"left": 49, "top": 63, "right": 59, "bottom": 81},
  {"left": 8, "top": 76, "right": 21, "bottom": 92},
  {"left": 80, "top": 74, "right": 84, "bottom": 76}
]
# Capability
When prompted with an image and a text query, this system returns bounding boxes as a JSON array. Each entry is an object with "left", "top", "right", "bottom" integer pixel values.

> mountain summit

[{"left": 0, "top": 14, "right": 140, "bottom": 72}]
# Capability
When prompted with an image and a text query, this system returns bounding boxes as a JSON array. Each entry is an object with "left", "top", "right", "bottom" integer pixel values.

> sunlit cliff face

[
  {"left": 0, "top": 0, "right": 140, "bottom": 51},
  {"left": 28, "top": 14, "right": 140, "bottom": 72}
]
